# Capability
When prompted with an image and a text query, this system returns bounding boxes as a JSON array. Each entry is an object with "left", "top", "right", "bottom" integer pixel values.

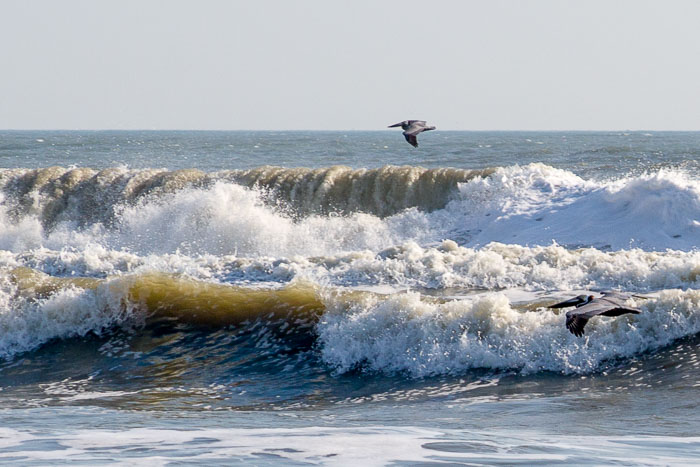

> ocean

[{"left": 0, "top": 130, "right": 698, "bottom": 465}]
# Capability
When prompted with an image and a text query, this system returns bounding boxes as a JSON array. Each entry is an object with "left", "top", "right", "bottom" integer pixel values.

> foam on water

[
  {"left": 5, "top": 238, "right": 700, "bottom": 298},
  {"left": 0, "top": 162, "right": 699, "bottom": 375},
  {"left": 112, "top": 182, "right": 434, "bottom": 257},
  {"left": 3, "top": 266, "right": 698, "bottom": 376},
  {"left": 0, "top": 178, "right": 438, "bottom": 258},
  {"left": 1, "top": 425, "right": 698, "bottom": 465},
  {"left": 0, "top": 273, "right": 135, "bottom": 359},
  {"left": 0, "top": 268, "right": 329, "bottom": 358},
  {"left": 300, "top": 240, "right": 700, "bottom": 291},
  {"left": 444, "top": 164, "right": 700, "bottom": 250},
  {"left": 317, "top": 288, "right": 700, "bottom": 377},
  {"left": 1, "top": 164, "right": 699, "bottom": 259},
  {"left": 1, "top": 133, "right": 699, "bottom": 462}
]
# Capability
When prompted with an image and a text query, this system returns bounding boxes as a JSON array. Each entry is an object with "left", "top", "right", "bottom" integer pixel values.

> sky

[{"left": 1, "top": 0, "right": 699, "bottom": 130}]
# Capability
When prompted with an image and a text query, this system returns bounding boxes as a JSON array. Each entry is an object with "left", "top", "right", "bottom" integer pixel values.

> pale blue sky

[{"left": 1, "top": 0, "right": 698, "bottom": 130}]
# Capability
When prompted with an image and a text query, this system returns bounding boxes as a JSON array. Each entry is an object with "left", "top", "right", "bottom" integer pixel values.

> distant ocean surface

[{"left": 0, "top": 130, "right": 699, "bottom": 465}]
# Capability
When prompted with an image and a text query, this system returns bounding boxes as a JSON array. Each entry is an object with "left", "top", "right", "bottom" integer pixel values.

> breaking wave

[
  {"left": 2, "top": 267, "right": 699, "bottom": 376},
  {"left": 318, "top": 288, "right": 700, "bottom": 376},
  {"left": 0, "top": 163, "right": 699, "bottom": 376},
  {"left": 0, "top": 163, "right": 698, "bottom": 255},
  {"left": 0, "top": 165, "right": 492, "bottom": 226}
]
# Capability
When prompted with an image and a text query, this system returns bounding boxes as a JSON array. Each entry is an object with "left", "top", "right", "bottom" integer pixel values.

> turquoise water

[{"left": 0, "top": 131, "right": 699, "bottom": 464}]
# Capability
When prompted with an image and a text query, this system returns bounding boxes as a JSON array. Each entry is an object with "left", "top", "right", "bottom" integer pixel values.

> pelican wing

[
  {"left": 390, "top": 120, "right": 434, "bottom": 146},
  {"left": 549, "top": 295, "right": 589, "bottom": 309},
  {"left": 599, "top": 291, "right": 632, "bottom": 300},
  {"left": 389, "top": 121, "right": 408, "bottom": 128},
  {"left": 565, "top": 312, "right": 589, "bottom": 337},
  {"left": 403, "top": 122, "right": 428, "bottom": 136},
  {"left": 565, "top": 299, "right": 640, "bottom": 337},
  {"left": 406, "top": 119, "right": 426, "bottom": 126},
  {"left": 404, "top": 133, "right": 419, "bottom": 147},
  {"left": 564, "top": 302, "right": 611, "bottom": 337}
]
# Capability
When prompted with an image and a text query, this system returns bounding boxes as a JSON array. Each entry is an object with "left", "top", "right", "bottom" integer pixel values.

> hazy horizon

[
  {"left": 3, "top": 128, "right": 699, "bottom": 132},
  {"left": 2, "top": 0, "right": 699, "bottom": 131}
]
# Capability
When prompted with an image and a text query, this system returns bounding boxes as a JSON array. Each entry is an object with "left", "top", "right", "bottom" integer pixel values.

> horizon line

[{"left": 1, "top": 128, "right": 698, "bottom": 133}]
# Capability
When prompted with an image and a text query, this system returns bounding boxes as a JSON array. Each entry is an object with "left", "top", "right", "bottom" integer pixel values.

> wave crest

[
  {"left": 318, "top": 289, "right": 700, "bottom": 376},
  {"left": 0, "top": 166, "right": 492, "bottom": 230}
]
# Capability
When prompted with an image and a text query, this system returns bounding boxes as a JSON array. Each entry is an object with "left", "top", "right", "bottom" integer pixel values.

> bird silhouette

[
  {"left": 388, "top": 120, "right": 436, "bottom": 147},
  {"left": 549, "top": 291, "right": 642, "bottom": 337}
]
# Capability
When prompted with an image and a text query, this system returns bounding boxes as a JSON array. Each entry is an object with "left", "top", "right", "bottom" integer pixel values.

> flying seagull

[
  {"left": 548, "top": 291, "right": 642, "bottom": 337},
  {"left": 388, "top": 120, "right": 436, "bottom": 147}
]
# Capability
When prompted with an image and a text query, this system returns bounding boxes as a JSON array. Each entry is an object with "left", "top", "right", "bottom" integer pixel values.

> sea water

[{"left": 0, "top": 131, "right": 698, "bottom": 465}]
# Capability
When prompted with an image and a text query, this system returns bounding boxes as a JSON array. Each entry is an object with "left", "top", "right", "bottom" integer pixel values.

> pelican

[
  {"left": 388, "top": 120, "right": 436, "bottom": 147},
  {"left": 548, "top": 291, "right": 642, "bottom": 337}
]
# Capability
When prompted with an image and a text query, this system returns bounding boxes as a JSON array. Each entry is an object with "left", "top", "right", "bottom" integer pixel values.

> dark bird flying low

[
  {"left": 548, "top": 291, "right": 642, "bottom": 337},
  {"left": 388, "top": 120, "right": 436, "bottom": 147}
]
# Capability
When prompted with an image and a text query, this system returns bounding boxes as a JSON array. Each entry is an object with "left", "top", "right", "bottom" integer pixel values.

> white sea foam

[
  {"left": 0, "top": 164, "right": 699, "bottom": 260},
  {"left": 317, "top": 288, "right": 700, "bottom": 376},
  {"left": 112, "top": 181, "right": 436, "bottom": 257},
  {"left": 0, "top": 275, "right": 137, "bottom": 359},
  {"left": 0, "top": 426, "right": 697, "bottom": 465},
  {"left": 443, "top": 164, "right": 700, "bottom": 250},
  {"left": 1, "top": 243, "right": 698, "bottom": 364},
  {"left": 2, "top": 238, "right": 699, "bottom": 295},
  {"left": 320, "top": 240, "right": 700, "bottom": 290},
  {"left": 0, "top": 164, "right": 699, "bottom": 365},
  {"left": 100, "top": 164, "right": 700, "bottom": 254}
]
